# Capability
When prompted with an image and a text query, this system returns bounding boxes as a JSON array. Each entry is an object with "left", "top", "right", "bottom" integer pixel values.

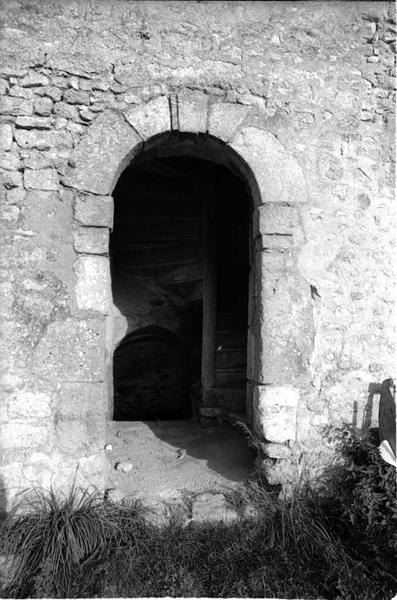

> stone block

[
  {"left": 24, "top": 168, "right": 59, "bottom": 191},
  {"left": 63, "top": 110, "right": 142, "bottom": 195},
  {"left": 124, "top": 96, "right": 171, "bottom": 140},
  {"left": 74, "top": 193, "right": 114, "bottom": 227},
  {"left": 208, "top": 102, "right": 250, "bottom": 142},
  {"left": 15, "top": 116, "right": 51, "bottom": 129},
  {"left": 0, "top": 152, "right": 20, "bottom": 171},
  {"left": 54, "top": 101, "right": 79, "bottom": 120},
  {"left": 55, "top": 382, "right": 107, "bottom": 419},
  {"left": 1, "top": 423, "right": 48, "bottom": 449},
  {"left": 0, "top": 97, "right": 33, "bottom": 116},
  {"left": 74, "top": 255, "right": 111, "bottom": 313},
  {"left": 32, "top": 318, "right": 105, "bottom": 382},
  {"left": 34, "top": 97, "right": 53, "bottom": 116},
  {"left": 254, "top": 385, "right": 299, "bottom": 443},
  {"left": 230, "top": 127, "right": 308, "bottom": 204},
  {"left": 191, "top": 493, "right": 239, "bottom": 524},
  {"left": 177, "top": 90, "right": 208, "bottom": 133},
  {"left": 63, "top": 89, "right": 90, "bottom": 105},
  {"left": 257, "top": 260, "right": 314, "bottom": 384},
  {"left": 74, "top": 226, "right": 109, "bottom": 254},
  {"left": 2, "top": 171, "right": 22, "bottom": 189},
  {"left": 20, "top": 72, "right": 49, "bottom": 87},
  {"left": 0, "top": 123, "right": 13, "bottom": 151},
  {"left": 256, "top": 203, "right": 301, "bottom": 235},
  {"left": 14, "top": 129, "right": 72, "bottom": 151},
  {"left": 8, "top": 391, "right": 51, "bottom": 419},
  {"left": 38, "top": 86, "right": 63, "bottom": 102},
  {"left": 21, "top": 150, "right": 53, "bottom": 170}
]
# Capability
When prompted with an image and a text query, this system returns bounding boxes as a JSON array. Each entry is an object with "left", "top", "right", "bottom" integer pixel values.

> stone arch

[{"left": 63, "top": 91, "right": 313, "bottom": 449}]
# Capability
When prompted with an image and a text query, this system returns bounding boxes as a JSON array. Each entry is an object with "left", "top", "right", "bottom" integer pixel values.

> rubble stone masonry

[{"left": 0, "top": 0, "right": 395, "bottom": 505}]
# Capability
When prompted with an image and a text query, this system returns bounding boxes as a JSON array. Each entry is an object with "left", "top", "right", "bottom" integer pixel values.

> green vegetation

[{"left": 0, "top": 426, "right": 396, "bottom": 599}]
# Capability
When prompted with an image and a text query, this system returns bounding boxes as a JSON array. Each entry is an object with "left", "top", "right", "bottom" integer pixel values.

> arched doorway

[{"left": 110, "top": 136, "right": 251, "bottom": 422}]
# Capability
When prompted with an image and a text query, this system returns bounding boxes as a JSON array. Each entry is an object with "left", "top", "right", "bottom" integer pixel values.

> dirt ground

[{"left": 105, "top": 420, "right": 256, "bottom": 504}]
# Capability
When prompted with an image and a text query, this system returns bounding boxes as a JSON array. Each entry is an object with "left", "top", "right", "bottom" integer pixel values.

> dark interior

[{"left": 111, "top": 146, "right": 250, "bottom": 421}]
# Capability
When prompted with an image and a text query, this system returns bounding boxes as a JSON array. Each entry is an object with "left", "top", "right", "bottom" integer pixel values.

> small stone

[
  {"left": 34, "top": 97, "right": 53, "bottom": 116},
  {"left": 6, "top": 187, "right": 25, "bottom": 206},
  {"left": 63, "top": 88, "right": 90, "bottom": 105},
  {"left": 0, "top": 204, "right": 20, "bottom": 222},
  {"left": 21, "top": 150, "right": 52, "bottom": 170},
  {"left": 105, "top": 443, "right": 112, "bottom": 451},
  {"left": 54, "top": 101, "right": 79, "bottom": 120},
  {"left": 79, "top": 107, "right": 95, "bottom": 121},
  {"left": 24, "top": 168, "right": 59, "bottom": 191},
  {"left": 0, "top": 152, "right": 20, "bottom": 171},
  {"left": 51, "top": 76, "right": 68, "bottom": 89},
  {"left": 20, "top": 72, "right": 49, "bottom": 87},
  {"left": 0, "top": 124, "right": 13, "bottom": 151},
  {"left": 3, "top": 171, "right": 23, "bottom": 189},
  {"left": 15, "top": 116, "right": 51, "bottom": 129},
  {"left": 0, "top": 79, "right": 9, "bottom": 95},
  {"left": 9, "top": 85, "right": 34, "bottom": 99},
  {"left": 36, "top": 86, "right": 63, "bottom": 102},
  {"left": 0, "top": 97, "right": 33, "bottom": 116},
  {"left": 115, "top": 461, "right": 133, "bottom": 473}
]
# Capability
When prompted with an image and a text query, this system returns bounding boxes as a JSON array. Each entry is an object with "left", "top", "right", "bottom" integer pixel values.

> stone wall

[{"left": 0, "top": 0, "right": 395, "bottom": 505}]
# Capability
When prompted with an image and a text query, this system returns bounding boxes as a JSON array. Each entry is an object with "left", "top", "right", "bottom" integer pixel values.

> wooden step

[
  {"left": 202, "top": 386, "right": 246, "bottom": 412},
  {"left": 215, "top": 367, "right": 246, "bottom": 387},
  {"left": 216, "top": 329, "right": 247, "bottom": 349},
  {"left": 215, "top": 348, "right": 246, "bottom": 369}
]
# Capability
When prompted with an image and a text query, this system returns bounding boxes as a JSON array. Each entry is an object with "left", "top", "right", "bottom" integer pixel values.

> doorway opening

[{"left": 110, "top": 139, "right": 251, "bottom": 422}]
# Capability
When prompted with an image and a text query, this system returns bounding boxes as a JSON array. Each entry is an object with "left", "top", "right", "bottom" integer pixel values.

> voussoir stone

[
  {"left": 177, "top": 90, "right": 208, "bottom": 133},
  {"left": 32, "top": 318, "right": 105, "bottom": 381},
  {"left": 208, "top": 102, "right": 250, "bottom": 142},
  {"left": 63, "top": 110, "right": 142, "bottom": 195},
  {"left": 230, "top": 127, "right": 308, "bottom": 204},
  {"left": 124, "top": 96, "right": 171, "bottom": 140}
]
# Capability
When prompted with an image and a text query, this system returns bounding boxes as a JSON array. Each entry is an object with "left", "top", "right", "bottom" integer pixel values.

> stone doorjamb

[{"left": 62, "top": 90, "right": 312, "bottom": 456}]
